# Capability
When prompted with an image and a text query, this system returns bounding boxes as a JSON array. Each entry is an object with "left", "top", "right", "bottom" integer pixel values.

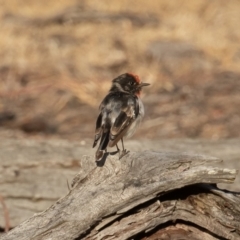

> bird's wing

[
  {"left": 92, "top": 92, "right": 115, "bottom": 149},
  {"left": 108, "top": 97, "right": 139, "bottom": 147},
  {"left": 92, "top": 112, "right": 102, "bottom": 148}
]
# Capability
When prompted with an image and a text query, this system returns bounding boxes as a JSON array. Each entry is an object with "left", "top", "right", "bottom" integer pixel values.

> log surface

[{"left": 0, "top": 149, "right": 239, "bottom": 240}]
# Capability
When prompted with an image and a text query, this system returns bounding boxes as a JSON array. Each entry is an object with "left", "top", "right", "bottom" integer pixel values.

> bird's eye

[{"left": 130, "top": 81, "right": 135, "bottom": 86}]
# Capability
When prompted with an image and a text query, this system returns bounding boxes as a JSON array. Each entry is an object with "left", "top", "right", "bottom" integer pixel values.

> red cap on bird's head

[
  {"left": 110, "top": 72, "right": 150, "bottom": 96},
  {"left": 128, "top": 73, "right": 141, "bottom": 84},
  {"left": 127, "top": 73, "right": 150, "bottom": 96}
]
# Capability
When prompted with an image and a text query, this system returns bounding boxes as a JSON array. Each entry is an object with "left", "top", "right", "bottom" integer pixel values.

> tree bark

[{"left": 0, "top": 150, "right": 239, "bottom": 240}]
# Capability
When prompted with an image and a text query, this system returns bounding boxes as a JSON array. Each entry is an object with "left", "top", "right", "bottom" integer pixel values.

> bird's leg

[
  {"left": 121, "top": 138, "right": 126, "bottom": 153},
  {"left": 116, "top": 144, "right": 120, "bottom": 152},
  {"left": 119, "top": 138, "right": 129, "bottom": 159}
]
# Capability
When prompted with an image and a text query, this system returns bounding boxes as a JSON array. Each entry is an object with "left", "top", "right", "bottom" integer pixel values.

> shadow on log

[{"left": 0, "top": 151, "right": 239, "bottom": 240}]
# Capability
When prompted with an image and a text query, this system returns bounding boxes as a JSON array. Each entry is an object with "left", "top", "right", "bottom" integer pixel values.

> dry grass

[{"left": 0, "top": 0, "right": 240, "bottom": 139}]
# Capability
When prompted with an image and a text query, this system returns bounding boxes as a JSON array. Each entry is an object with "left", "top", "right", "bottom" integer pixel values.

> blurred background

[
  {"left": 1, "top": 0, "right": 240, "bottom": 233},
  {"left": 0, "top": 0, "right": 240, "bottom": 142}
]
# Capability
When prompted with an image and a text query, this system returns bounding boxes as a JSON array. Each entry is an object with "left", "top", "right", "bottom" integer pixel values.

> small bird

[{"left": 93, "top": 73, "right": 150, "bottom": 161}]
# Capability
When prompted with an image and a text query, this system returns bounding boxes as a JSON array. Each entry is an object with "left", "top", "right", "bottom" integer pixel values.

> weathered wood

[
  {"left": 0, "top": 138, "right": 240, "bottom": 230},
  {"left": 0, "top": 150, "right": 239, "bottom": 240},
  {"left": 0, "top": 138, "right": 87, "bottom": 228}
]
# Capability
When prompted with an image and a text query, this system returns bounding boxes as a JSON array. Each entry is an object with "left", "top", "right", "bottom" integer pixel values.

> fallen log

[{"left": 0, "top": 151, "right": 239, "bottom": 240}]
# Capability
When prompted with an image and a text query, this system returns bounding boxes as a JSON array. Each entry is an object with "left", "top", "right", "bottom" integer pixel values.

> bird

[{"left": 93, "top": 73, "right": 150, "bottom": 161}]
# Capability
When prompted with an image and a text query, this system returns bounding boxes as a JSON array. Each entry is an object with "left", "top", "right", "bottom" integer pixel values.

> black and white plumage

[{"left": 93, "top": 73, "right": 149, "bottom": 161}]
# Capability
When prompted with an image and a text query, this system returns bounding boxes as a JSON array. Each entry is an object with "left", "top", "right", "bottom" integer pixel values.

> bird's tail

[{"left": 95, "top": 126, "right": 110, "bottom": 161}]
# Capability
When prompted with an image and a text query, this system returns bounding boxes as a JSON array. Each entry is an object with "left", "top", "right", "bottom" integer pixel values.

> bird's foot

[{"left": 119, "top": 149, "right": 129, "bottom": 159}]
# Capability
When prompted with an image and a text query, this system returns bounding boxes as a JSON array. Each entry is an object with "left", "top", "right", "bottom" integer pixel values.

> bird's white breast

[{"left": 125, "top": 98, "right": 144, "bottom": 138}]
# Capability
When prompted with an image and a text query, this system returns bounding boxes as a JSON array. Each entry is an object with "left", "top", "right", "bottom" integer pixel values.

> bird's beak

[{"left": 139, "top": 82, "right": 150, "bottom": 87}]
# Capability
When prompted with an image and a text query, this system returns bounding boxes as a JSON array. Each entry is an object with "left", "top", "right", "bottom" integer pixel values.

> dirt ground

[{"left": 0, "top": 0, "right": 240, "bottom": 141}]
